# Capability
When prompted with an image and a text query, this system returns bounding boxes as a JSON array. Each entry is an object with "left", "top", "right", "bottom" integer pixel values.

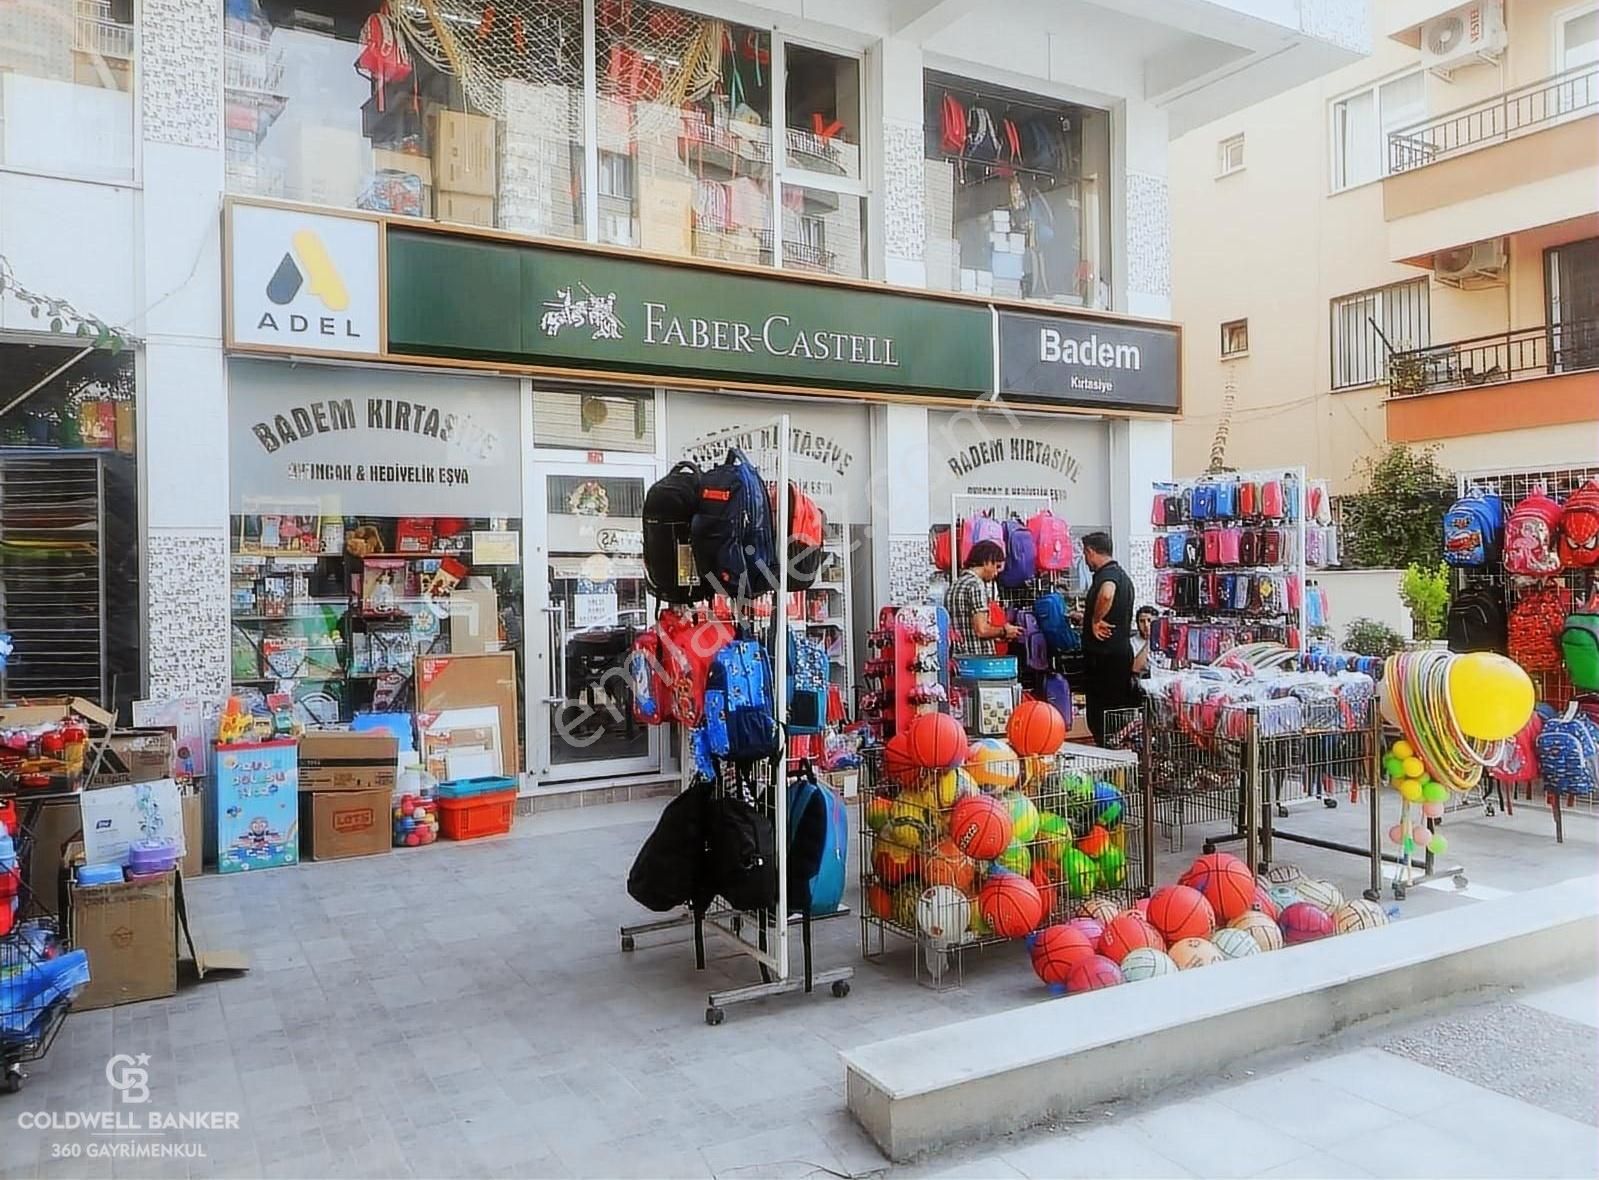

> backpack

[
  {"left": 1561, "top": 601, "right": 1599, "bottom": 693},
  {"left": 965, "top": 104, "right": 1001, "bottom": 161},
  {"left": 999, "top": 517, "right": 1037, "bottom": 587},
  {"left": 1260, "top": 480, "right": 1285, "bottom": 520},
  {"left": 1508, "top": 585, "right": 1567, "bottom": 672},
  {"left": 786, "top": 630, "right": 830, "bottom": 735},
  {"left": 705, "top": 773, "right": 779, "bottom": 912},
  {"left": 1189, "top": 485, "right": 1216, "bottom": 522},
  {"left": 1214, "top": 482, "right": 1239, "bottom": 520},
  {"left": 1016, "top": 609, "right": 1049, "bottom": 672},
  {"left": 1442, "top": 488, "right": 1504, "bottom": 568},
  {"left": 1559, "top": 480, "right": 1599, "bottom": 569},
  {"left": 1027, "top": 509, "right": 1073, "bottom": 572},
  {"left": 1446, "top": 586, "right": 1507, "bottom": 655},
  {"left": 692, "top": 449, "right": 778, "bottom": 599},
  {"left": 626, "top": 777, "right": 713, "bottom": 913},
  {"left": 703, "top": 636, "right": 779, "bottom": 764},
  {"left": 643, "top": 461, "right": 709, "bottom": 604},
  {"left": 1495, "top": 715, "right": 1544, "bottom": 785},
  {"left": 939, "top": 93, "right": 966, "bottom": 155},
  {"left": 1042, "top": 673, "right": 1074, "bottom": 728},
  {"left": 1239, "top": 481, "right": 1259, "bottom": 518},
  {"left": 787, "top": 769, "right": 846, "bottom": 917},
  {"left": 777, "top": 482, "right": 827, "bottom": 591},
  {"left": 1503, "top": 489, "right": 1564, "bottom": 578},
  {"left": 1034, "top": 591, "right": 1080, "bottom": 654},
  {"left": 1536, "top": 711, "right": 1599, "bottom": 797},
  {"left": 930, "top": 525, "right": 953, "bottom": 573},
  {"left": 959, "top": 513, "right": 1005, "bottom": 563},
  {"left": 627, "top": 627, "right": 672, "bottom": 725}
]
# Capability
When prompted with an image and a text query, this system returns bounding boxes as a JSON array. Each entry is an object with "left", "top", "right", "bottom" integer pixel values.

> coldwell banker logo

[{"left": 232, "top": 204, "right": 380, "bottom": 355}]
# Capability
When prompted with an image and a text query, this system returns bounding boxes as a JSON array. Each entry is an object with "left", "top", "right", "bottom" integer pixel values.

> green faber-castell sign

[{"left": 385, "top": 230, "right": 993, "bottom": 397}]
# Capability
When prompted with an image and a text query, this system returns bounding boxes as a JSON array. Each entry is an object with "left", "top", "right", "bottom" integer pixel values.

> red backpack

[
  {"left": 773, "top": 482, "right": 826, "bottom": 590},
  {"left": 660, "top": 615, "right": 733, "bottom": 727},
  {"left": 1027, "top": 508, "right": 1073, "bottom": 571},
  {"left": 1508, "top": 586, "right": 1567, "bottom": 673},
  {"left": 1559, "top": 479, "right": 1599, "bottom": 568},
  {"left": 1503, "top": 488, "right": 1564, "bottom": 578},
  {"left": 939, "top": 93, "right": 966, "bottom": 155},
  {"left": 1496, "top": 714, "right": 1544, "bottom": 784},
  {"left": 930, "top": 525, "right": 953, "bottom": 573}
]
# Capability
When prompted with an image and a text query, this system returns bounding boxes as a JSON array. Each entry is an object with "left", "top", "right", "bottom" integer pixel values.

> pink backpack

[
  {"left": 1218, "top": 528, "right": 1242, "bottom": 566},
  {"left": 1027, "top": 508, "right": 1074, "bottom": 572},
  {"left": 1504, "top": 488, "right": 1564, "bottom": 578},
  {"left": 958, "top": 513, "right": 1005, "bottom": 564}
]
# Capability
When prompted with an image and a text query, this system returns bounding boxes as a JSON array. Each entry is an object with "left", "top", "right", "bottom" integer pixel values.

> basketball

[
  {"left": 1280, "top": 901, "right": 1336, "bottom": 944},
  {"left": 1181, "top": 850, "right": 1245, "bottom": 888},
  {"left": 916, "top": 885, "right": 972, "bottom": 942},
  {"left": 950, "top": 794, "right": 1012, "bottom": 860},
  {"left": 996, "top": 840, "right": 1032, "bottom": 877},
  {"left": 1066, "top": 954, "right": 1125, "bottom": 993},
  {"left": 1333, "top": 899, "right": 1389, "bottom": 934},
  {"left": 1295, "top": 878, "right": 1344, "bottom": 914},
  {"left": 1120, "top": 947, "right": 1179, "bottom": 982},
  {"left": 1098, "top": 912, "right": 1165, "bottom": 963},
  {"left": 965, "top": 738, "right": 1021, "bottom": 789},
  {"left": 1146, "top": 885, "right": 1216, "bottom": 943},
  {"left": 1096, "top": 842, "right": 1127, "bottom": 888},
  {"left": 882, "top": 732, "right": 919, "bottom": 784},
  {"left": 1077, "top": 897, "right": 1119, "bottom": 925},
  {"left": 866, "top": 882, "right": 894, "bottom": 919},
  {"left": 1030, "top": 924, "right": 1097, "bottom": 985},
  {"left": 1169, "top": 936, "right": 1224, "bottom": 969},
  {"left": 1211, "top": 927, "right": 1261, "bottom": 959},
  {"left": 932, "top": 767, "right": 980, "bottom": 809},
  {"left": 979, "top": 872, "right": 1045, "bottom": 938},
  {"left": 1264, "top": 863, "right": 1303, "bottom": 887},
  {"left": 1267, "top": 884, "right": 1302, "bottom": 913},
  {"left": 907, "top": 711, "right": 969, "bottom": 770},
  {"left": 1250, "top": 885, "right": 1281, "bottom": 921},
  {"left": 1188, "top": 855, "right": 1257, "bottom": 923},
  {"left": 922, "top": 839, "right": 976, "bottom": 892},
  {"left": 1007, "top": 698, "right": 1067, "bottom": 757},
  {"left": 1060, "top": 848, "right": 1099, "bottom": 898},
  {"left": 1002, "top": 792, "right": 1041, "bottom": 843},
  {"left": 1091, "top": 782, "right": 1125, "bottom": 828},
  {"left": 1066, "top": 917, "right": 1104, "bottom": 949},
  {"left": 1075, "top": 824, "right": 1111, "bottom": 859},
  {"left": 1229, "top": 910, "right": 1284, "bottom": 952},
  {"left": 872, "top": 839, "right": 918, "bottom": 886}
]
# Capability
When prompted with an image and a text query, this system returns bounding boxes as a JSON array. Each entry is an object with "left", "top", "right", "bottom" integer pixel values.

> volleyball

[
  {"left": 932, "top": 767, "right": 980, "bottom": 809},
  {"left": 1333, "top": 899, "right": 1389, "bottom": 934},
  {"left": 1228, "top": 910, "right": 1284, "bottom": 953},
  {"left": 1076, "top": 897, "right": 1120, "bottom": 925},
  {"left": 1060, "top": 848, "right": 1099, "bottom": 899},
  {"left": 1211, "top": 927, "right": 1261, "bottom": 960},
  {"left": 965, "top": 738, "right": 1021, "bottom": 790},
  {"left": 1002, "top": 792, "right": 1041, "bottom": 843},
  {"left": 1295, "top": 878, "right": 1345, "bottom": 915},
  {"left": 1119, "top": 947, "right": 1179, "bottom": 982},
  {"left": 996, "top": 840, "right": 1032, "bottom": 877},
  {"left": 916, "top": 885, "right": 972, "bottom": 943},
  {"left": 1168, "top": 937, "right": 1224, "bottom": 970}
]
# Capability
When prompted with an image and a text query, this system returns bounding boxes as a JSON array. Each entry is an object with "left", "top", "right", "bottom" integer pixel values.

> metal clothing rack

[{"left": 615, "top": 414, "right": 853, "bottom": 1023}]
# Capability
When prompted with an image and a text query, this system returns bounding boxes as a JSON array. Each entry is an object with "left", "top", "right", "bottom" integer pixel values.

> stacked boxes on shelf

[
  {"left": 433, "top": 109, "right": 498, "bottom": 227},
  {"left": 498, "top": 80, "right": 579, "bottom": 238},
  {"left": 923, "top": 158, "right": 958, "bottom": 291}
]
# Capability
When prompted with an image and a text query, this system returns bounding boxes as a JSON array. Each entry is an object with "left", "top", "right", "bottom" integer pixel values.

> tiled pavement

[{"left": 1, "top": 792, "right": 1594, "bottom": 1179}]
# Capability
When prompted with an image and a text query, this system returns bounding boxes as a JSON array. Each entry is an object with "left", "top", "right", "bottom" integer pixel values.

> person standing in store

[
  {"left": 1080, "top": 531, "right": 1136, "bottom": 745},
  {"left": 950, "top": 540, "right": 1021, "bottom": 656}
]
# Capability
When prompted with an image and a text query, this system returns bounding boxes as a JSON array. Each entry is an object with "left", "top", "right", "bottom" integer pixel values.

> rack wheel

[
  {"left": 831, "top": 980, "right": 851, "bottom": 999},
  {"left": 2, "top": 1064, "right": 21, "bottom": 1094},
  {"left": 1363, "top": 888, "right": 1381, "bottom": 903},
  {"left": 620, "top": 935, "right": 635, "bottom": 952},
  {"left": 1393, "top": 883, "right": 1407, "bottom": 901},
  {"left": 1453, "top": 874, "right": 1469, "bottom": 890},
  {"left": 1323, "top": 798, "right": 1338, "bottom": 809},
  {"left": 705, "top": 1007, "right": 724, "bottom": 1026},
  {"left": 1202, "top": 841, "right": 1216, "bottom": 855},
  {"left": 1277, "top": 805, "right": 1289, "bottom": 818}
]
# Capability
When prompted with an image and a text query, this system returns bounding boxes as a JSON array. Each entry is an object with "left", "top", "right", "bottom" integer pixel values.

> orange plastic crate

[{"left": 436, "top": 789, "right": 516, "bottom": 840}]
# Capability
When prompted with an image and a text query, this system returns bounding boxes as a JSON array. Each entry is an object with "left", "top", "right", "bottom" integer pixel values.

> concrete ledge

[{"left": 843, "top": 875, "right": 1599, "bottom": 1161}]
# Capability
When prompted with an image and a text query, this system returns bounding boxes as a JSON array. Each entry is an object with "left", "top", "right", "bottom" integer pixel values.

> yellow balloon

[
  {"left": 1401, "top": 756, "right": 1425, "bottom": 780},
  {"left": 1397, "top": 777, "right": 1424, "bottom": 803},
  {"left": 1447, "top": 653, "right": 1536, "bottom": 742},
  {"left": 1391, "top": 740, "right": 1414, "bottom": 760}
]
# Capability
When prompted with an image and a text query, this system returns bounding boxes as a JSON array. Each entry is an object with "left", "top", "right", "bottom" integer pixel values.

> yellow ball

[
  {"left": 1401, "top": 757, "right": 1425, "bottom": 780},
  {"left": 1396, "top": 777, "right": 1424, "bottom": 803},
  {"left": 1391, "top": 740, "right": 1414, "bottom": 760},
  {"left": 1448, "top": 653, "right": 1536, "bottom": 742}
]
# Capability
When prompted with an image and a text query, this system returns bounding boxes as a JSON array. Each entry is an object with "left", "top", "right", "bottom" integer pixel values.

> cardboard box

[
  {"left": 419, "top": 712, "right": 502, "bottom": 784},
  {"left": 432, "top": 110, "right": 497, "bottom": 196},
  {"left": 436, "top": 190, "right": 496, "bottom": 227},
  {"left": 80, "top": 778, "right": 185, "bottom": 867},
  {"left": 416, "top": 652, "right": 520, "bottom": 776},
  {"left": 87, "top": 729, "right": 176, "bottom": 787},
  {"left": 448, "top": 587, "right": 501, "bottom": 656},
  {"left": 0, "top": 696, "right": 112, "bottom": 730},
  {"left": 991, "top": 251, "right": 1026, "bottom": 281},
  {"left": 299, "top": 731, "right": 398, "bottom": 793},
  {"left": 373, "top": 146, "right": 433, "bottom": 187},
  {"left": 301, "top": 788, "right": 391, "bottom": 861},
  {"left": 215, "top": 740, "right": 299, "bottom": 873},
  {"left": 181, "top": 787, "right": 203, "bottom": 877},
  {"left": 70, "top": 871, "right": 177, "bottom": 1011},
  {"left": 25, "top": 799, "right": 81, "bottom": 915},
  {"left": 637, "top": 175, "right": 693, "bottom": 256}
]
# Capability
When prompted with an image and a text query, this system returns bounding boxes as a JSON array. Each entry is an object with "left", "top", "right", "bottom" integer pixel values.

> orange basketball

[
  {"left": 979, "top": 873, "right": 1045, "bottom": 938},
  {"left": 1168, "top": 936, "right": 1224, "bottom": 970},
  {"left": 872, "top": 840, "right": 919, "bottom": 887},
  {"left": 1146, "top": 885, "right": 1216, "bottom": 944},
  {"left": 949, "top": 794, "right": 1013, "bottom": 860},
  {"left": 866, "top": 882, "right": 894, "bottom": 919},
  {"left": 1184, "top": 854, "right": 1258, "bottom": 923},
  {"left": 922, "top": 839, "right": 977, "bottom": 893},
  {"left": 907, "top": 711, "right": 970, "bottom": 770},
  {"left": 1098, "top": 911, "right": 1165, "bottom": 963},
  {"left": 1030, "top": 923, "right": 1097, "bottom": 985},
  {"left": 882, "top": 732, "right": 919, "bottom": 785},
  {"left": 1007, "top": 698, "right": 1067, "bottom": 757}
]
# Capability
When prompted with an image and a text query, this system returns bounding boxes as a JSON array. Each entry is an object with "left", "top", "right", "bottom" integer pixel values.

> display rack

[
  {"left": 802, "top": 521, "right": 853, "bottom": 696},
  {"left": 1147, "top": 468, "right": 1310, "bottom": 669}
]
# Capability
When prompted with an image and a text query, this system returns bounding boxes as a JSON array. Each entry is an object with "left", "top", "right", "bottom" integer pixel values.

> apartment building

[{"left": 1171, "top": 0, "right": 1597, "bottom": 491}]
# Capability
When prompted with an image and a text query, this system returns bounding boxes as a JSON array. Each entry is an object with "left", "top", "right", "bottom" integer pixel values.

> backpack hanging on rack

[
  {"left": 1503, "top": 488, "right": 1564, "bottom": 578},
  {"left": 702, "top": 633, "right": 780, "bottom": 764},
  {"left": 627, "top": 775, "right": 713, "bottom": 914},
  {"left": 705, "top": 771, "right": 779, "bottom": 912},
  {"left": 1028, "top": 508, "right": 1074, "bottom": 572},
  {"left": 930, "top": 525, "right": 953, "bottom": 573},
  {"left": 786, "top": 629, "right": 830, "bottom": 735},
  {"left": 775, "top": 481, "right": 827, "bottom": 591},
  {"left": 643, "top": 461, "right": 709, "bottom": 604},
  {"left": 1033, "top": 591, "right": 1080, "bottom": 654},
  {"left": 1537, "top": 708, "right": 1599, "bottom": 798},
  {"left": 959, "top": 513, "right": 1005, "bottom": 563},
  {"left": 692, "top": 449, "right": 778, "bottom": 599},
  {"left": 1442, "top": 487, "right": 1505, "bottom": 568},
  {"left": 1446, "top": 585, "right": 1507, "bottom": 655},
  {"left": 1508, "top": 585, "right": 1567, "bottom": 672},
  {"left": 999, "top": 516, "right": 1038, "bottom": 587},
  {"left": 1559, "top": 479, "right": 1599, "bottom": 568},
  {"left": 939, "top": 93, "right": 967, "bottom": 155},
  {"left": 786, "top": 765, "right": 847, "bottom": 917},
  {"left": 1561, "top": 595, "right": 1599, "bottom": 693}
]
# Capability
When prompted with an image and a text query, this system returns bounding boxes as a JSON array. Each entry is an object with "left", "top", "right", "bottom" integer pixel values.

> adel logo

[{"left": 255, "top": 228, "right": 362, "bottom": 342}]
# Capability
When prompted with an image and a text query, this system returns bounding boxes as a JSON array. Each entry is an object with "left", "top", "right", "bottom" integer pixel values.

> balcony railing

[
  {"left": 1387, "top": 62, "right": 1599, "bottom": 174},
  {"left": 1387, "top": 318, "right": 1599, "bottom": 397}
]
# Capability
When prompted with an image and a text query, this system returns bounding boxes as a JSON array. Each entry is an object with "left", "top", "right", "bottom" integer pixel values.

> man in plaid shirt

[{"left": 949, "top": 540, "right": 1020, "bottom": 656}]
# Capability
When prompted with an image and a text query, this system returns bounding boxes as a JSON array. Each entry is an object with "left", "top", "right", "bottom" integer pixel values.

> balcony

[
  {"left": 1385, "top": 320, "right": 1599, "bottom": 443},
  {"left": 1388, "top": 64, "right": 1598, "bottom": 175}
]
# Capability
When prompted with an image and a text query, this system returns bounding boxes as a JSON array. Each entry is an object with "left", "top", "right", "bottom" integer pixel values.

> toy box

[{"left": 215, "top": 739, "right": 299, "bottom": 873}]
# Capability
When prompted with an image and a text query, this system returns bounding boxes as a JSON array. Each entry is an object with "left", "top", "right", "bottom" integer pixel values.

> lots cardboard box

[{"left": 297, "top": 730, "right": 397, "bottom": 862}]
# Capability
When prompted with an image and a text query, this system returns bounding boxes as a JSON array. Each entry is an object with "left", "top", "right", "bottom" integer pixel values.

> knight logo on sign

[{"left": 229, "top": 204, "right": 382, "bottom": 356}]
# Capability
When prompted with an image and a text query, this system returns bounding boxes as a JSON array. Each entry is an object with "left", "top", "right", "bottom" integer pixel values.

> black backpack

[
  {"left": 643, "top": 461, "right": 710, "bottom": 604},
  {"left": 1447, "top": 586, "right": 1508, "bottom": 655},
  {"left": 705, "top": 774, "right": 778, "bottom": 914},
  {"left": 626, "top": 777, "right": 714, "bottom": 913},
  {"left": 691, "top": 449, "right": 778, "bottom": 599}
]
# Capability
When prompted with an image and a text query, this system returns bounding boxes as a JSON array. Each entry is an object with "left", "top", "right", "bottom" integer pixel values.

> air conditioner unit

[
  {"left": 1434, "top": 238, "right": 1507, "bottom": 288},
  {"left": 1421, "top": 1, "right": 1508, "bottom": 77}
]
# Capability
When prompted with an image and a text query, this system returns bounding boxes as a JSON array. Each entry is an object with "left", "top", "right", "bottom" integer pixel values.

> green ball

[
  {"left": 996, "top": 840, "right": 1032, "bottom": 876},
  {"left": 1003, "top": 792, "right": 1040, "bottom": 844},
  {"left": 1061, "top": 848, "right": 1099, "bottom": 898},
  {"left": 1097, "top": 842, "right": 1126, "bottom": 887},
  {"left": 1427, "top": 833, "right": 1449, "bottom": 856},
  {"left": 1420, "top": 782, "right": 1449, "bottom": 804},
  {"left": 1383, "top": 756, "right": 1403, "bottom": 780}
]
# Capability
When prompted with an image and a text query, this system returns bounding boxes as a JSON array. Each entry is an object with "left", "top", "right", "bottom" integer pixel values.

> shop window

[
  {"left": 781, "top": 186, "right": 866, "bottom": 279},
  {"left": 225, "top": 0, "right": 586, "bottom": 238},
  {"left": 784, "top": 43, "right": 861, "bottom": 183},
  {"left": 922, "top": 72, "right": 1113, "bottom": 309},
  {"left": 1221, "top": 319, "right": 1249, "bottom": 357},
  {"left": 0, "top": 0, "right": 135, "bottom": 180},
  {"left": 532, "top": 381, "right": 657, "bottom": 454}
]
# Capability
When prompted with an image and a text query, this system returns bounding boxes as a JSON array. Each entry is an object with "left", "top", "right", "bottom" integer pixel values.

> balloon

[
  {"left": 1420, "top": 782, "right": 1449, "bottom": 804},
  {"left": 1427, "top": 833, "right": 1449, "bottom": 856},
  {"left": 1391, "top": 740, "right": 1414, "bottom": 761},
  {"left": 1401, "top": 757, "right": 1425, "bottom": 780},
  {"left": 1421, "top": 801, "right": 1445, "bottom": 819},
  {"left": 1448, "top": 653, "right": 1536, "bottom": 742},
  {"left": 1397, "top": 778, "right": 1424, "bottom": 803},
  {"left": 1383, "top": 756, "right": 1403, "bottom": 781},
  {"left": 1387, "top": 824, "right": 1407, "bottom": 845}
]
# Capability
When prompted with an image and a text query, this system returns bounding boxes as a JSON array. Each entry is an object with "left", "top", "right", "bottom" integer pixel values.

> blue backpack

[
  {"left": 1043, "top": 673, "right": 1074, "bottom": 728},
  {"left": 1034, "top": 592, "right": 1080, "bottom": 654},
  {"left": 1442, "top": 488, "right": 1504, "bottom": 567},
  {"left": 999, "top": 517, "right": 1038, "bottom": 587},
  {"left": 787, "top": 771, "right": 847, "bottom": 916},
  {"left": 1189, "top": 485, "right": 1217, "bottom": 522},
  {"left": 1016, "top": 609, "right": 1049, "bottom": 672},
  {"left": 1212, "top": 481, "right": 1238, "bottom": 520},
  {"left": 786, "top": 630, "right": 829, "bottom": 735},
  {"left": 1537, "top": 711, "right": 1598, "bottom": 797},
  {"left": 703, "top": 637, "right": 779, "bottom": 763},
  {"left": 692, "top": 449, "right": 779, "bottom": 598}
]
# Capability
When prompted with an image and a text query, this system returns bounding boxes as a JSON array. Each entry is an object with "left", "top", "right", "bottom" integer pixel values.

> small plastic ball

[
  {"left": 1427, "top": 833, "right": 1448, "bottom": 856},
  {"left": 1401, "top": 756, "right": 1425, "bottom": 779},
  {"left": 1420, "top": 782, "right": 1449, "bottom": 805},
  {"left": 1391, "top": 740, "right": 1414, "bottom": 760},
  {"left": 1421, "top": 801, "right": 1445, "bottom": 819},
  {"left": 1397, "top": 778, "right": 1424, "bottom": 803}
]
